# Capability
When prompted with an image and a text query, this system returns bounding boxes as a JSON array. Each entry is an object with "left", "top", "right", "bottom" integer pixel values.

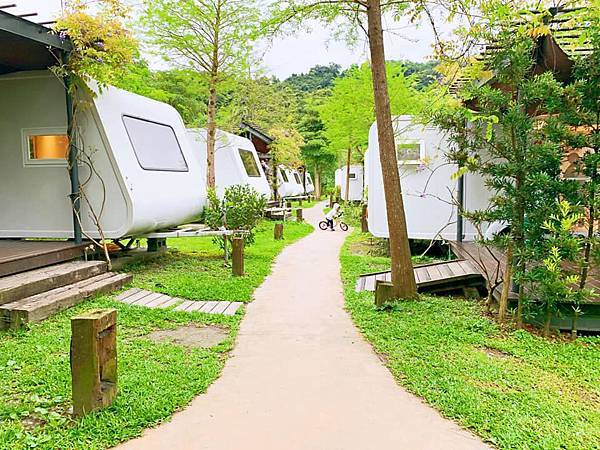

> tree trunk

[
  {"left": 345, "top": 147, "right": 351, "bottom": 202},
  {"left": 498, "top": 244, "right": 513, "bottom": 321},
  {"left": 517, "top": 277, "right": 525, "bottom": 328},
  {"left": 543, "top": 304, "right": 552, "bottom": 337},
  {"left": 366, "top": 0, "right": 417, "bottom": 299},
  {"left": 315, "top": 168, "right": 322, "bottom": 199},
  {"left": 206, "top": 72, "right": 218, "bottom": 189},
  {"left": 580, "top": 173, "right": 596, "bottom": 289}
]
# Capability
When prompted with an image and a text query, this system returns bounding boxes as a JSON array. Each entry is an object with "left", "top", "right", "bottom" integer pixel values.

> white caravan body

[
  {"left": 289, "top": 169, "right": 304, "bottom": 196},
  {"left": 187, "top": 129, "right": 271, "bottom": 199},
  {"left": 335, "top": 165, "right": 364, "bottom": 201},
  {"left": 0, "top": 71, "right": 206, "bottom": 239},
  {"left": 305, "top": 172, "right": 315, "bottom": 194},
  {"left": 276, "top": 166, "right": 298, "bottom": 198},
  {"left": 366, "top": 115, "right": 492, "bottom": 241}
]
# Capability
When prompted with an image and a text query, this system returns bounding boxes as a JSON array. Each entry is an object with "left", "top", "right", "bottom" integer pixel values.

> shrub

[{"left": 204, "top": 185, "right": 267, "bottom": 251}]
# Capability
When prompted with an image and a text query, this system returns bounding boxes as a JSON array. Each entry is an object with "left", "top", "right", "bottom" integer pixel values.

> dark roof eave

[
  {"left": 0, "top": 10, "right": 71, "bottom": 52},
  {"left": 240, "top": 122, "right": 274, "bottom": 144}
]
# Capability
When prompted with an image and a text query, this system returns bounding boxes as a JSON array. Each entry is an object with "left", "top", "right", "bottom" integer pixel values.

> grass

[
  {"left": 127, "top": 220, "right": 313, "bottom": 302},
  {"left": 341, "top": 229, "right": 600, "bottom": 450},
  {"left": 0, "top": 220, "right": 313, "bottom": 449}
]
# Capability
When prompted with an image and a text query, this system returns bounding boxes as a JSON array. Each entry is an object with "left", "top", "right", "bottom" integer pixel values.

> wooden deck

[
  {"left": 450, "top": 241, "right": 600, "bottom": 300},
  {"left": 355, "top": 260, "right": 485, "bottom": 294},
  {"left": 450, "top": 241, "right": 600, "bottom": 332},
  {"left": 115, "top": 288, "right": 243, "bottom": 316},
  {"left": 0, "top": 240, "right": 88, "bottom": 277}
]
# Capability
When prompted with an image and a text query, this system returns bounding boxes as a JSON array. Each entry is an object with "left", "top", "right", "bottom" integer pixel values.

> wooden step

[
  {"left": 0, "top": 261, "right": 107, "bottom": 306},
  {"left": 0, "top": 272, "right": 133, "bottom": 329},
  {"left": 0, "top": 241, "right": 89, "bottom": 277}
]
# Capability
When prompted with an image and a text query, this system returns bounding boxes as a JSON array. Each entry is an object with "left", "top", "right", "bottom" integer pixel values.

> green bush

[{"left": 204, "top": 185, "right": 267, "bottom": 251}]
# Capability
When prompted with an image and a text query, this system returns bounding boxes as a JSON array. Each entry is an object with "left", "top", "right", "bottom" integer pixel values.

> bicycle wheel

[
  {"left": 340, "top": 222, "right": 349, "bottom": 231},
  {"left": 318, "top": 221, "right": 329, "bottom": 230}
]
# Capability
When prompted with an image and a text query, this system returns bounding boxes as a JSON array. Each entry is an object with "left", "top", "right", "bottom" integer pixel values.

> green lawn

[
  {"left": 128, "top": 220, "right": 313, "bottom": 302},
  {"left": 341, "top": 229, "right": 600, "bottom": 450},
  {"left": 0, "top": 220, "right": 313, "bottom": 449}
]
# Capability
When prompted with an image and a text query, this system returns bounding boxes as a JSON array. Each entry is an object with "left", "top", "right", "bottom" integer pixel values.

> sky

[{"left": 17, "top": 0, "right": 446, "bottom": 79}]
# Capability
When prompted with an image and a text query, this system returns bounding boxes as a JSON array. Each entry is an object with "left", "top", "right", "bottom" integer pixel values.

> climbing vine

[{"left": 51, "top": 0, "right": 137, "bottom": 90}]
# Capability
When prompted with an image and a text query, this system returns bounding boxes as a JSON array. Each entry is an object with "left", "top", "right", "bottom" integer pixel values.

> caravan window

[
  {"left": 123, "top": 116, "right": 188, "bottom": 172},
  {"left": 238, "top": 149, "right": 261, "bottom": 177},
  {"left": 280, "top": 169, "right": 289, "bottom": 183},
  {"left": 22, "top": 128, "right": 69, "bottom": 167},
  {"left": 395, "top": 141, "right": 423, "bottom": 164},
  {"left": 293, "top": 173, "right": 301, "bottom": 184},
  {"left": 349, "top": 172, "right": 357, "bottom": 179}
]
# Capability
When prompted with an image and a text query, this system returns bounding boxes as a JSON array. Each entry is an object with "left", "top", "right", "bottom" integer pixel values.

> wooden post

[
  {"left": 274, "top": 223, "right": 284, "bottom": 240},
  {"left": 286, "top": 201, "right": 292, "bottom": 209},
  {"left": 299, "top": 198, "right": 303, "bottom": 206},
  {"left": 361, "top": 204, "right": 369, "bottom": 233},
  {"left": 232, "top": 236, "right": 244, "bottom": 277},
  {"left": 296, "top": 208, "right": 303, "bottom": 222},
  {"left": 71, "top": 309, "right": 117, "bottom": 417},
  {"left": 374, "top": 280, "right": 395, "bottom": 307},
  {"left": 345, "top": 147, "right": 352, "bottom": 202}
]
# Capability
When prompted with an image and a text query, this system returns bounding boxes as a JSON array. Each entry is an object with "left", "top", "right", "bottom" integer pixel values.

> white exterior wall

[
  {"left": 335, "top": 165, "right": 364, "bottom": 201},
  {"left": 277, "top": 166, "right": 299, "bottom": 198},
  {"left": 187, "top": 129, "right": 271, "bottom": 199},
  {"left": 289, "top": 169, "right": 304, "bottom": 196},
  {"left": 305, "top": 173, "right": 315, "bottom": 194},
  {"left": 0, "top": 71, "right": 205, "bottom": 239},
  {"left": 366, "top": 115, "right": 491, "bottom": 241}
]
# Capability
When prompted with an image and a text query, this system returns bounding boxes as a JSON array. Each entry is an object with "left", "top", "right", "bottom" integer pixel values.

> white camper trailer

[
  {"left": 289, "top": 169, "right": 305, "bottom": 196},
  {"left": 0, "top": 71, "right": 207, "bottom": 240},
  {"left": 365, "top": 115, "right": 492, "bottom": 241},
  {"left": 187, "top": 129, "right": 272, "bottom": 199},
  {"left": 335, "top": 165, "right": 364, "bottom": 201},
  {"left": 276, "top": 166, "right": 294, "bottom": 198},
  {"left": 305, "top": 172, "right": 315, "bottom": 194},
  {"left": 277, "top": 166, "right": 304, "bottom": 198}
]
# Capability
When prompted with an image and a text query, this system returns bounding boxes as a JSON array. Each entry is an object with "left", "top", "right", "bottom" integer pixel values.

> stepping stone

[{"left": 115, "top": 289, "right": 241, "bottom": 316}]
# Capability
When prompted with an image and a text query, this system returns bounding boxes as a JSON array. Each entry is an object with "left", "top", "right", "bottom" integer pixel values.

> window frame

[
  {"left": 395, "top": 138, "right": 425, "bottom": 165},
  {"left": 293, "top": 172, "right": 302, "bottom": 184},
  {"left": 238, "top": 148, "right": 262, "bottom": 178},
  {"left": 21, "top": 127, "right": 69, "bottom": 168},
  {"left": 280, "top": 169, "right": 289, "bottom": 183},
  {"left": 122, "top": 115, "right": 189, "bottom": 173}
]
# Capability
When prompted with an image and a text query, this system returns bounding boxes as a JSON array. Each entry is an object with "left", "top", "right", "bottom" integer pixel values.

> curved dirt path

[{"left": 117, "top": 202, "right": 489, "bottom": 450}]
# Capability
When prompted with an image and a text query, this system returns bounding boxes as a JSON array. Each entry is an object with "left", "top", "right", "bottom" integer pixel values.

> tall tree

[
  {"left": 268, "top": 0, "right": 453, "bottom": 298},
  {"left": 142, "top": 0, "right": 260, "bottom": 188},
  {"left": 299, "top": 93, "right": 337, "bottom": 198},
  {"left": 318, "top": 62, "right": 422, "bottom": 161},
  {"left": 432, "top": 1, "right": 578, "bottom": 325}
]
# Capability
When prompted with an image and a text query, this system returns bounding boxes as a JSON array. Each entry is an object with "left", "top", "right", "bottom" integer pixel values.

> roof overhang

[
  {"left": 240, "top": 122, "right": 274, "bottom": 145},
  {"left": 0, "top": 11, "right": 71, "bottom": 75}
]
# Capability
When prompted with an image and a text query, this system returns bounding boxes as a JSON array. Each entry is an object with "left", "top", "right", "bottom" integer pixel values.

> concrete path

[{"left": 117, "top": 203, "right": 489, "bottom": 450}]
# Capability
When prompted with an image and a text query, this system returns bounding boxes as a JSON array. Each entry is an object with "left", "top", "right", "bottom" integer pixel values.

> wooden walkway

[
  {"left": 450, "top": 240, "right": 600, "bottom": 298},
  {"left": 355, "top": 260, "right": 485, "bottom": 294},
  {"left": 115, "top": 288, "right": 243, "bottom": 316}
]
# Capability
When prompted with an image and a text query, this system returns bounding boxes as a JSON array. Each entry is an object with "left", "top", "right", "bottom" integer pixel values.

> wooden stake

[
  {"left": 232, "top": 237, "right": 244, "bottom": 277},
  {"left": 361, "top": 204, "right": 369, "bottom": 232},
  {"left": 375, "top": 280, "right": 395, "bottom": 307},
  {"left": 274, "top": 223, "right": 284, "bottom": 240},
  {"left": 71, "top": 309, "right": 117, "bottom": 417},
  {"left": 296, "top": 208, "right": 303, "bottom": 222}
]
